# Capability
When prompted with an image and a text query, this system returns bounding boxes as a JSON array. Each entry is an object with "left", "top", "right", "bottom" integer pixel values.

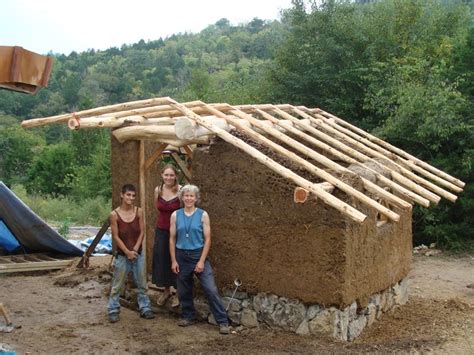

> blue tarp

[
  {"left": 0, "top": 219, "right": 21, "bottom": 253},
  {"left": 68, "top": 233, "right": 112, "bottom": 254},
  {"left": 0, "top": 182, "right": 83, "bottom": 256}
]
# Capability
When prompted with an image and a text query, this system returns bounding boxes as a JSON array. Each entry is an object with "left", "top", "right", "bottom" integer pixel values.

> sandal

[
  {"left": 156, "top": 292, "right": 171, "bottom": 306},
  {"left": 170, "top": 294, "right": 180, "bottom": 308}
]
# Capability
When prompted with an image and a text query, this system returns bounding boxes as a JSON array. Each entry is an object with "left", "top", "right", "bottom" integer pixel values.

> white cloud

[{"left": 0, "top": 0, "right": 292, "bottom": 54}]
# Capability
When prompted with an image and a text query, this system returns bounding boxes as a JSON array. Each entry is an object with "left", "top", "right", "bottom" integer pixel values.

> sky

[{"left": 0, "top": 0, "right": 293, "bottom": 55}]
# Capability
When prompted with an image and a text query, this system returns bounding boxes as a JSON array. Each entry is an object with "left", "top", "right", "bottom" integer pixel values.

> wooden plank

[
  {"left": 0, "top": 258, "right": 14, "bottom": 264},
  {"left": 170, "top": 152, "right": 192, "bottom": 183},
  {"left": 182, "top": 145, "right": 194, "bottom": 158},
  {"left": 77, "top": 218, "right": 111, "bottom": 268},
  {"left": 34, "top": 254, "right": 59, "bottom": 261},
  {"left": 144, "top": 143, "right": 168, "bottom": 170},
  {"left": 0, "top": 260, "right": 73, "bottom": 273}
]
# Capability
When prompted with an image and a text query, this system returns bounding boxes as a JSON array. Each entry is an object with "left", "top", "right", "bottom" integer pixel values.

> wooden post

[
  {"left": 144, "top": 143, "right": 168, "bottom": 170},
  {"left": 171, "top": 152, "right": 192, "bottom": 183},
  {"left": 139, "top": 141, "right": 147, "bottom": 270}
]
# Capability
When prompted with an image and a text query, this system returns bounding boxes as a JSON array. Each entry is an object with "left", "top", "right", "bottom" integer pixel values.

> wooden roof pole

[
  {"left": 315, "top": 109, "right": 466, "bottom": 189},
  {"left": 275, "top": 107, "right": 442, "bottom": 205},
  {"left": 190, "top": 103, "right": 396, "bottom": 221},
  {"left": 310, "top": 110, "right": 463, "bottom": 194},
  {"left": 68, "top": 116, "right": 178, "bottom": 129},
  {"left": 112, "top": 125, "right": 210, "bottom": 145},
  {"left": 166, "top": 99, "right": 367, "bottom": 224},
  {"left": 271, "top": 108, "right": 431, "bottom": 207},
  {"left": 21, "top": 97, "right": 174, "bottom": 128},
  {"left": 293, "top": 108, "right": 456, "bottom": 203},
  {"left": 226, "top": 108, "right": 400, "bottom": 222},
  {"left": 254, "top": 109, "right": 412, "bottom": 211}
]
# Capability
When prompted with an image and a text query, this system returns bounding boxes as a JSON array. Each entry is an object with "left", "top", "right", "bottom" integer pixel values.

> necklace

[{"left": 184, "top": 208, "right": 197, "bottom": 238}]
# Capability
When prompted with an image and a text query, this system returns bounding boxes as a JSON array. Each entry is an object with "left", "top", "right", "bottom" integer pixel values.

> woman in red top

[{"left": 152, "top": 164, "right": 181, "bottom": 306}]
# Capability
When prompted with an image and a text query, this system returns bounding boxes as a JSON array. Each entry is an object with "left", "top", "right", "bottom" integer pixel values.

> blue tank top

[{"left": 176, "top": 208, "right": 204, "bottom": 250}]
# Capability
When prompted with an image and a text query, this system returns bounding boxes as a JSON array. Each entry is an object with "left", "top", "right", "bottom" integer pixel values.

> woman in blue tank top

[{"left": 169, "top": 184, "right": 229, "bottom": 335}]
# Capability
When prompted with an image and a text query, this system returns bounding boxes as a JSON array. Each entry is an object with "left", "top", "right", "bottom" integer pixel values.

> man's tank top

[
  {"left": 115, "top": 208, "right": 142, "bottom": 253},
  {"left": 176, "top": 208, "right": 204, "bottom": 250},
  {"left": 156, "top": 196, "right": 180, "bottom": 230}
]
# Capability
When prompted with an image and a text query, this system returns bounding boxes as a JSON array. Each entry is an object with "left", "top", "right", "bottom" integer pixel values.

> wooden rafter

[{"left": 20, "top": 96, "right": 465, "bottom": 225}]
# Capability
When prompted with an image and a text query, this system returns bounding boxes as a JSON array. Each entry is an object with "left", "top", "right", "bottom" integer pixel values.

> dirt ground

[{"left": 0, "top": 253, "right": 473, "bottom": 354}]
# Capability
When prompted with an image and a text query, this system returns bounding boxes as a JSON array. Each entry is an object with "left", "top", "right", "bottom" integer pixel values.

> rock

[
  {"left": 381, "top": 289, "right": 394, "bottom": 312},
  {"left": 308, "top": 309, "right": 338, "bottom": 337},
  {"left": 366, "top": 303, "right": 377, "bottom": 327},
  {"left": 194, "top": 297, "right": 210, "bottom": 320},
  {"left": 268, "top": 299, "right": 306, "bottom": 331},
  {"left": 296, "top": 319, "right": 310, "bottom": 335},
  {"left": 223, "top": 289, "right": 248, "bottom": 300},
  {"left": 222, "top": 297, "right": 242, "bottom": 312},
  {"left": 336, "top": 308, "right": 349, "bottom": 341},
  {"left": 228, "top": 310, "right": 241, "bottom": 325},
  {"left": 241, "top": 299, "right": 250, "bottom": 309},
  {"left": 393, "top": 279, "right": 409, "bottom": 305},
  {"left": 307, "top": 304, "right": 321, "bottom": 320},
  {"left": 208, "top": 313, "right": 217, "bottom": 325},
  {"left": 346, "top": 301, "right": 357, "bottom": 320},
  {"left": 348, "top": 315, "right": 367, "bottom": 341},
  {"left": 253, "top": 293, "right": 279, "bottom": 322},
  {"left": 240, "top": 309, "right": 258, "bottom": 328}
]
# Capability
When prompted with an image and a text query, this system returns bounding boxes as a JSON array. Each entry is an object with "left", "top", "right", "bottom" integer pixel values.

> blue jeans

[
  {"left": 176, "top": 248, "right": 228, "bottom": 325},
  {"left": 108, "top": 253, "right": 152, "bottom": 315}
]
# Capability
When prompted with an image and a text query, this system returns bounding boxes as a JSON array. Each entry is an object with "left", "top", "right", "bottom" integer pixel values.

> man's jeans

[
  {"left": 176, "top": 248, "right": 228, "bottom": 325},
  {"left": 108, "top": 252, "right": 152, "bottom": 315}
]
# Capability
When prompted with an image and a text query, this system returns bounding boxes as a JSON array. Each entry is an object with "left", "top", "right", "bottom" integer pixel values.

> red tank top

[
  {"left": 115, "top": 208, "right": 141, "bottom": 252},
  {"left": 156, "top": 196, "right": 180, "bottom": 230}
]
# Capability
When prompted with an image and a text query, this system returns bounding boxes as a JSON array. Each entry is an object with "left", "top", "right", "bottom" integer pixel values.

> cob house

[{"left": 21, "top": 97, "right": 464, "bottom": 340}]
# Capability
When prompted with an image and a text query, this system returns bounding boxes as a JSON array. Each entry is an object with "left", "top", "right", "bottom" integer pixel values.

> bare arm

[
  {"left": 169, "top": 211, "right": 179, "bottom": 273},
  {"left": 195, "top": 211, "right": 211, "bottom": 273},
  {"left": 132, "top": 207, "right": 145, "bottom": 252},
  {"left": 110, "top": 211, "right": 136, "bottom": 260}
]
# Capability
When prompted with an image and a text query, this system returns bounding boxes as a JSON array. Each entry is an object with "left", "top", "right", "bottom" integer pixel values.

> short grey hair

[{"left": 179, "top": 184, "right": 201, "bottom": 204}]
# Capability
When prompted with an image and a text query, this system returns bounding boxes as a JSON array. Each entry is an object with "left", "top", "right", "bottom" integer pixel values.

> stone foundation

[{"left": 198, "top": 278, "right": 409, "bottom": 341}]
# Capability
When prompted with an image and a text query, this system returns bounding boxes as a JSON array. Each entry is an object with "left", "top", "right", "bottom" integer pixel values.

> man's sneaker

[
  {"left": 178, "top": 318, "right": 197, "bottom": 327},
  {"left": 140, "top": 310, "right": 155, "bottom": 319},
  {"left": 219, "top": 324, "right": 230, "bottom": 335},
  {"left": 109, "top": 313, "right": 119, "bottom": 323}
]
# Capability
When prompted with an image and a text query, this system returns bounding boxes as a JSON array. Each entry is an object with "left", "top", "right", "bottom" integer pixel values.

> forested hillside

[{"left": 0, "top": 0, "right": 472, "bottom": 249}]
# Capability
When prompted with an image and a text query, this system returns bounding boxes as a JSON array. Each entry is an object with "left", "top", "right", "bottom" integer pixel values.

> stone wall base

[
  {"left": 125, "top": 279, "right": 409, "bottom": 341},
  {"left": 203, "top": 278, "right": 409, "bottom": 341}
]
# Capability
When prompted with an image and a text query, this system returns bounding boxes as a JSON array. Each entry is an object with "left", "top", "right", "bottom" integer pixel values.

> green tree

[
  {"left": 0, "top": 125, "right": 45, "bottom": 186},
  {"left": 26, "top": 142, "right": 75, "bottom": 196}
]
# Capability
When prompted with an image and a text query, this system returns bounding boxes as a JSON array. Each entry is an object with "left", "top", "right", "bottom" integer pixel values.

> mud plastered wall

[
  {"left": 111, "top": 135, "right": 163, "bottom": 271},
  {"left": 192, "top": 138, "right": 412, "bottom": 307}
]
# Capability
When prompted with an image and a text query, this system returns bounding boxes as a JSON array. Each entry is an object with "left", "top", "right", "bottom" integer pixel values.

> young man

[{"left": 107, "top": 184, "right": 155, "bottom": 322}]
